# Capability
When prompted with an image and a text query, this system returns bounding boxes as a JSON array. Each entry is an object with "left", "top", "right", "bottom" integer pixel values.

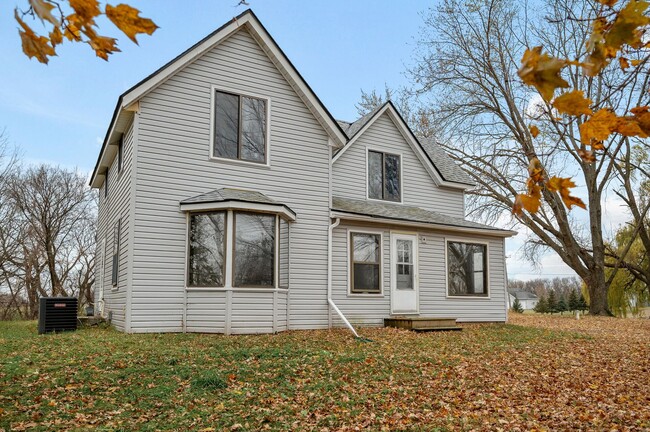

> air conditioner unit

[{"left": 38, "top": 297, "right": 78, "bottom": 335}]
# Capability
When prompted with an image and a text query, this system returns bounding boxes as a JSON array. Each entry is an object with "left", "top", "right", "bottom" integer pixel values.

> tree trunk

[{"left": 585, "top": 271, "right": 611, "bottom": 316}]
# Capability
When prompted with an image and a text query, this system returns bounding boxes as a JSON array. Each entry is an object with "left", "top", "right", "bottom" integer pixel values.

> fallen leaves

[
  {"left": 14, "top": 0, "right": 158, "bottom": 63},
  {"left": 2, "top": 318, "right": 649, "bottom": 431}
]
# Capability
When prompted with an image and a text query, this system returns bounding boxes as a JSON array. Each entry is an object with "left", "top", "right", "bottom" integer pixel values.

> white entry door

[{"left": 390, "top": 233, "right": 419, "bottom": 314}]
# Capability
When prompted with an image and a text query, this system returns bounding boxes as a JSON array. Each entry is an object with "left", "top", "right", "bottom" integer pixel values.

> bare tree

[
  {"left": 1, "top": 164, "right": 96, "bottom": 318},
  {"left": 404, "top": 0, "right": 650, "bottom": 315}
]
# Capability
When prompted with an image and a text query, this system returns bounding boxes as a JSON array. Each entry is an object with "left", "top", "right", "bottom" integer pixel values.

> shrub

[{"left": 511, "top": 298, "right": 524, "bottom": 313}]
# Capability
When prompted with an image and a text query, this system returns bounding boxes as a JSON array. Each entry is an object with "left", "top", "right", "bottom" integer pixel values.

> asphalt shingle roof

[
  {"left": 508, "top": 290, "right": 539, "bottom": 300},
  {"left": 334, "top": 102, "right": 474, "bottom": 186},
  {"left": 332, "top": 196, "right": 515, "bottom": 235},
  {"left": 181, "top": 188, "right": 279, "bottom": 205}
]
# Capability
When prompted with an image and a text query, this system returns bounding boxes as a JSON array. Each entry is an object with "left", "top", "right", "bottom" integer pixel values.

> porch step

[
  {"left": 412, "top": 326, "right": 462, "bottom": 332},
  {"left": 384, "top": 317, "right": 461, "bottom": 331}
]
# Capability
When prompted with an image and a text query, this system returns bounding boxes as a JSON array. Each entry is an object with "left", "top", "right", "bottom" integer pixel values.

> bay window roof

[{"left": 180, "top": 188, "right": 296, "bottom": 221}]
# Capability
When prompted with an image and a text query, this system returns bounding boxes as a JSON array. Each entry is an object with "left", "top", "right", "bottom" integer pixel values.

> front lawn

[{"left": 1, "top": 316, "right": 649, "bottom": 431}]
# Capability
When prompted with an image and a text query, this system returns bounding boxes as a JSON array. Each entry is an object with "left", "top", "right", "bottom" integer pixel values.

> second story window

[
  {"left": 213, "top": 90, "right": 267, "bottom": 164},
  {"left": 368, "top": 150, "right": 401, "bottom": 202}
]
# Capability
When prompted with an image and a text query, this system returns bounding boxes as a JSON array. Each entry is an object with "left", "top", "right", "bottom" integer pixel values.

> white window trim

[
  {"left": 184, "top": 209, "right": 287, "bottom": 292},
  {"left": 444, "top": 237, "right": 491, "bottom": 299},
  {"left": 365, "top": 146, "right": 404, "bottom": 205},
  {"left": 347, "top": 228, "right": 385, "bottom": 297},
  {"left": 209, "top": 84, "right": 272, "bottom": 168}
]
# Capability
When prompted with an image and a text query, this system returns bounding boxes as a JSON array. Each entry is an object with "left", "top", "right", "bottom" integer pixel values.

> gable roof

[
  {"left": 90, "top": 9, "right": 348, "bottom": 188},
  {"left": 332, "top": 196, "right": 516, "bottom": 237},
  {"left": 332, "top": 101, "right": 475, "bottom": 189}
]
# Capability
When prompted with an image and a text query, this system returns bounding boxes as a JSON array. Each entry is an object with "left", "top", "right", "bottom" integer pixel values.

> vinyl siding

[
  {"left": 130, "top": 27, "right": 331, "bottom": 332},
  {"left": 331, "top": 222, "right": 507, "bottom": 326},
  {"left": 333, "top": 113, "right": 465, "bottom": 217},
  {"left": 94, "top": 121, "right": 134, "bottom": 331}
]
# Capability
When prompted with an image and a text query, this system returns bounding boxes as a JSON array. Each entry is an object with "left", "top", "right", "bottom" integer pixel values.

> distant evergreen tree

[
  {"left": 511, "top": 297, "right": 524, "bottom": 313},
  {"left": 547, "top": 290, "right": 558, "bottom": 314},
  {"left": 568, "top": 289, "right": 579, "bottom": 311},
  {"left": 534, "top": 295, "right": 548, "bottom": 314},
  {"left": 557, "top": 297, "right": 568, "bottom": 314},
  {"left": 578, "top": 293, "right": 589, "bottom": 312}
]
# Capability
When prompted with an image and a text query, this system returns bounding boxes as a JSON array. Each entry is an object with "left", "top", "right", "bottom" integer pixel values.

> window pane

[
  {"left": 384, "top": 153, "right": 401, "bottom": 201},
  {"left": 353, "top": 263, "right": 380, "bottom": 292},
  {"left": 234, "top": 213, "right": 275, "bottom": 287},
  {"left": 214, "top": 91, "right": 239, "bottom": 159},
  {"left": 447, "top": 242, "right": 487, "bottom": 296},
  {"left": 368, "top": 151, "right": 383, "bottom": 199},
  {"left": 352, "top": 233, "right": 380, "bottom": 263},
  {"left": 241, "top": 97, "right": 266, "bottom": 162},
  {"left": 189, "top": 213, "right": 226, "bottom": 286}
]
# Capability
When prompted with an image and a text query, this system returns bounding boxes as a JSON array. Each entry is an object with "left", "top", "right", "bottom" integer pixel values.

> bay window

[{"left": 187, "top": 210, "right": 285, "bottom": 289}]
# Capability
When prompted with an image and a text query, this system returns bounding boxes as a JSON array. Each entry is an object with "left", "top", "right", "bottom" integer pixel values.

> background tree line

[{"left": 0, "top": 132, "right": 96, "bottom": 319}]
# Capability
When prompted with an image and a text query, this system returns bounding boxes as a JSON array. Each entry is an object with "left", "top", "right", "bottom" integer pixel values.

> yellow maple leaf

[
  {"left": 630, "top": 59, "right": 642, "bottom": 66},
  {"left": 579, "top": 108, "right": 618, "bottom": 147},
  {"left": 553, "top": 90, "right": 593, "bottom": 116},
  {"left": 631, "top": 106, "right": 650, "bottom": 135},
  {"left": 49, "top": 26, "right": 63, "bottom": 46},
  {"left": 605, "top": 0, "right": 650, "bottom": 51},
  {"left": 529, "top": 125, "right": 540, "bottom": 138},
  {"left": 527, "top": 157, "right": 544, "bottom": 183},
  {"left": 615, "top": 117, "right": 649, "bottom": 138},
  {"left": 619, "top": 57, "right": 630, "bottom": 70},
  {"left": 546, "top": 176, "right": 586, "bottom": 210},
  {"left": 68, "top": 0, "right": 101, "bottom": 25},
  {"left": 518, "top": 46, "right": 569, "bottom": 101},
  {"left": 105, "top": 4, "right": 158, "bottom": 44},
  {"left": 88, "top": 34, "right": 120, "bottom": 60},
  {"left": 29, "top": 0, "right": 59, "bottom": 26},
  {"left": 513, "top": 191, "right": 541, "bottom": 215},
  {"left": 15, "top": 10, "right": 56, "bottom": 64}
]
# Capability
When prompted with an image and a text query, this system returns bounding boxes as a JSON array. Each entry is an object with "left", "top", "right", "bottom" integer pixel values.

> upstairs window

[
  {"left": 117, "top": 136, "right": 123, "bottom": 173},
  {"left": 368, "top": 150, "right": 401, "bottom": 202},
  {"left": 213, "top": 90, "right": 267, "bottom": 163},
  {"left": 104, "top": 167, "right": 109, "bottom": 198},
  {"left": 447, "top": 241, "right": 488, "bottom": 297}
]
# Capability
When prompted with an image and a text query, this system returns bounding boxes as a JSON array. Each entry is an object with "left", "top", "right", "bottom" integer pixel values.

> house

[
  {"left": 508, "top": 290, "right": 539, "bottom": 310},
  {"left": 89, "top": 10, "right": 516, "bottom": 334}
]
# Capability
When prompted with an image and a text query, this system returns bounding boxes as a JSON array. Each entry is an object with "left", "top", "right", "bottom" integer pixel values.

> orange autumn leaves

[
  {"left": 514, "top": 0, "right": 650, "bottom": 216},
  {"left": 16, "top": 0, "right": 157, "bottom": 63}
]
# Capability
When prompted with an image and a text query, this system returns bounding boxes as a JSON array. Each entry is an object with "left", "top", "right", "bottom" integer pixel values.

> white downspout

[{"left": 327, "top": 217, "right": 360, "bottom": 338}]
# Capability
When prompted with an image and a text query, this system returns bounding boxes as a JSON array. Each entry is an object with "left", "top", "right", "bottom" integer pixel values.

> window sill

[
  {"left": 446, "top": 294, "right": 491, "bottom": 300},
  {"left": 208, "top": 156, "right": 271, "bottom": 169},
  {"left": 365, "top": 197, "right": 403, "bottom": 205},
  {"left": 347, "top": 292, "right": 385, "bottom": 298}
]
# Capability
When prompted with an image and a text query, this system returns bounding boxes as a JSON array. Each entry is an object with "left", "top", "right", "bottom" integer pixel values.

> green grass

[{"left": 0, "top": 320, "right": 605, "bottom": 431}]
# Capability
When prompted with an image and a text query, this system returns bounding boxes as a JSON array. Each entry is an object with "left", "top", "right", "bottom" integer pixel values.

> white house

[
  {"left": 90, "top": 10, "right": 516, "bottom": 334},
  {"left": 508, "top": 290, "right": 539, "bottom": 310}
]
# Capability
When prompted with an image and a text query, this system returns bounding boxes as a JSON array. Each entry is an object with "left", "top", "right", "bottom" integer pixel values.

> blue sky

[{"left": 1, "top": 0, "right": 592, "bottom": 280}]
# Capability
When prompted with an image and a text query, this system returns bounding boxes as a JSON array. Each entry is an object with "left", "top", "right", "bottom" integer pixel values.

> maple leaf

[
  {"left": 605, "top": 0, "right": 650, "bottom": 51},
  {"left": 105, "top": 4, "right": 158, "bottom": 44},
  {"left": 619, "top": 57, "right": 630, "bottom": 70},
  {"left": 615, "top": 116, "right": 649, "bottom": 138},
  {"left": 514, "top": 190, "right": 541, "bottom": 214},
  {"left": 518, "top": 46, "right": 569, "bottom": 101},
  {"left": 68, "top": 0, "right": 101, "bottom": 24},
  {"left": 15, "top": 10, "right": 56, "bottom": 64},
  {"left": 579, "top": 108, "right": 618, "bottom": 147},
  {"left": 88, "top": 34, "right": 120, "bottom": 60},
  {"left": 597, "top": 0, "right": 618, "bottom": 6},
  {"left": 29, "top": 0, "right": 59, "bottom": 25},
  {"left": 577, "top": 149, "right": 596, "bottom": 163},
  {"left": 527, "top": 157, "right": 544, "bottom": 183},
  {"left": 553, "top": 90, "right": 593, "bottom": 116},
  {"left": 547, "top": 176, "right": 586, "bottom": 210},
  {"left": 49, "top": 26, "right": 63, "bottom": 46},
  {"left": 529, "top": 125, "right": 540, "bottom": 138},
  {"left": 630, "top": 106, "right": 650, "bottom": 135}
]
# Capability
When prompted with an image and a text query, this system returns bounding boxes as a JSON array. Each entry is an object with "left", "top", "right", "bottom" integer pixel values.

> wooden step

[
  {"left": 384, "top": 317, "right": 459, "bottom": 330},
  {"left": 412, "top": 326, "right": 462, "bottom": 332}
]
